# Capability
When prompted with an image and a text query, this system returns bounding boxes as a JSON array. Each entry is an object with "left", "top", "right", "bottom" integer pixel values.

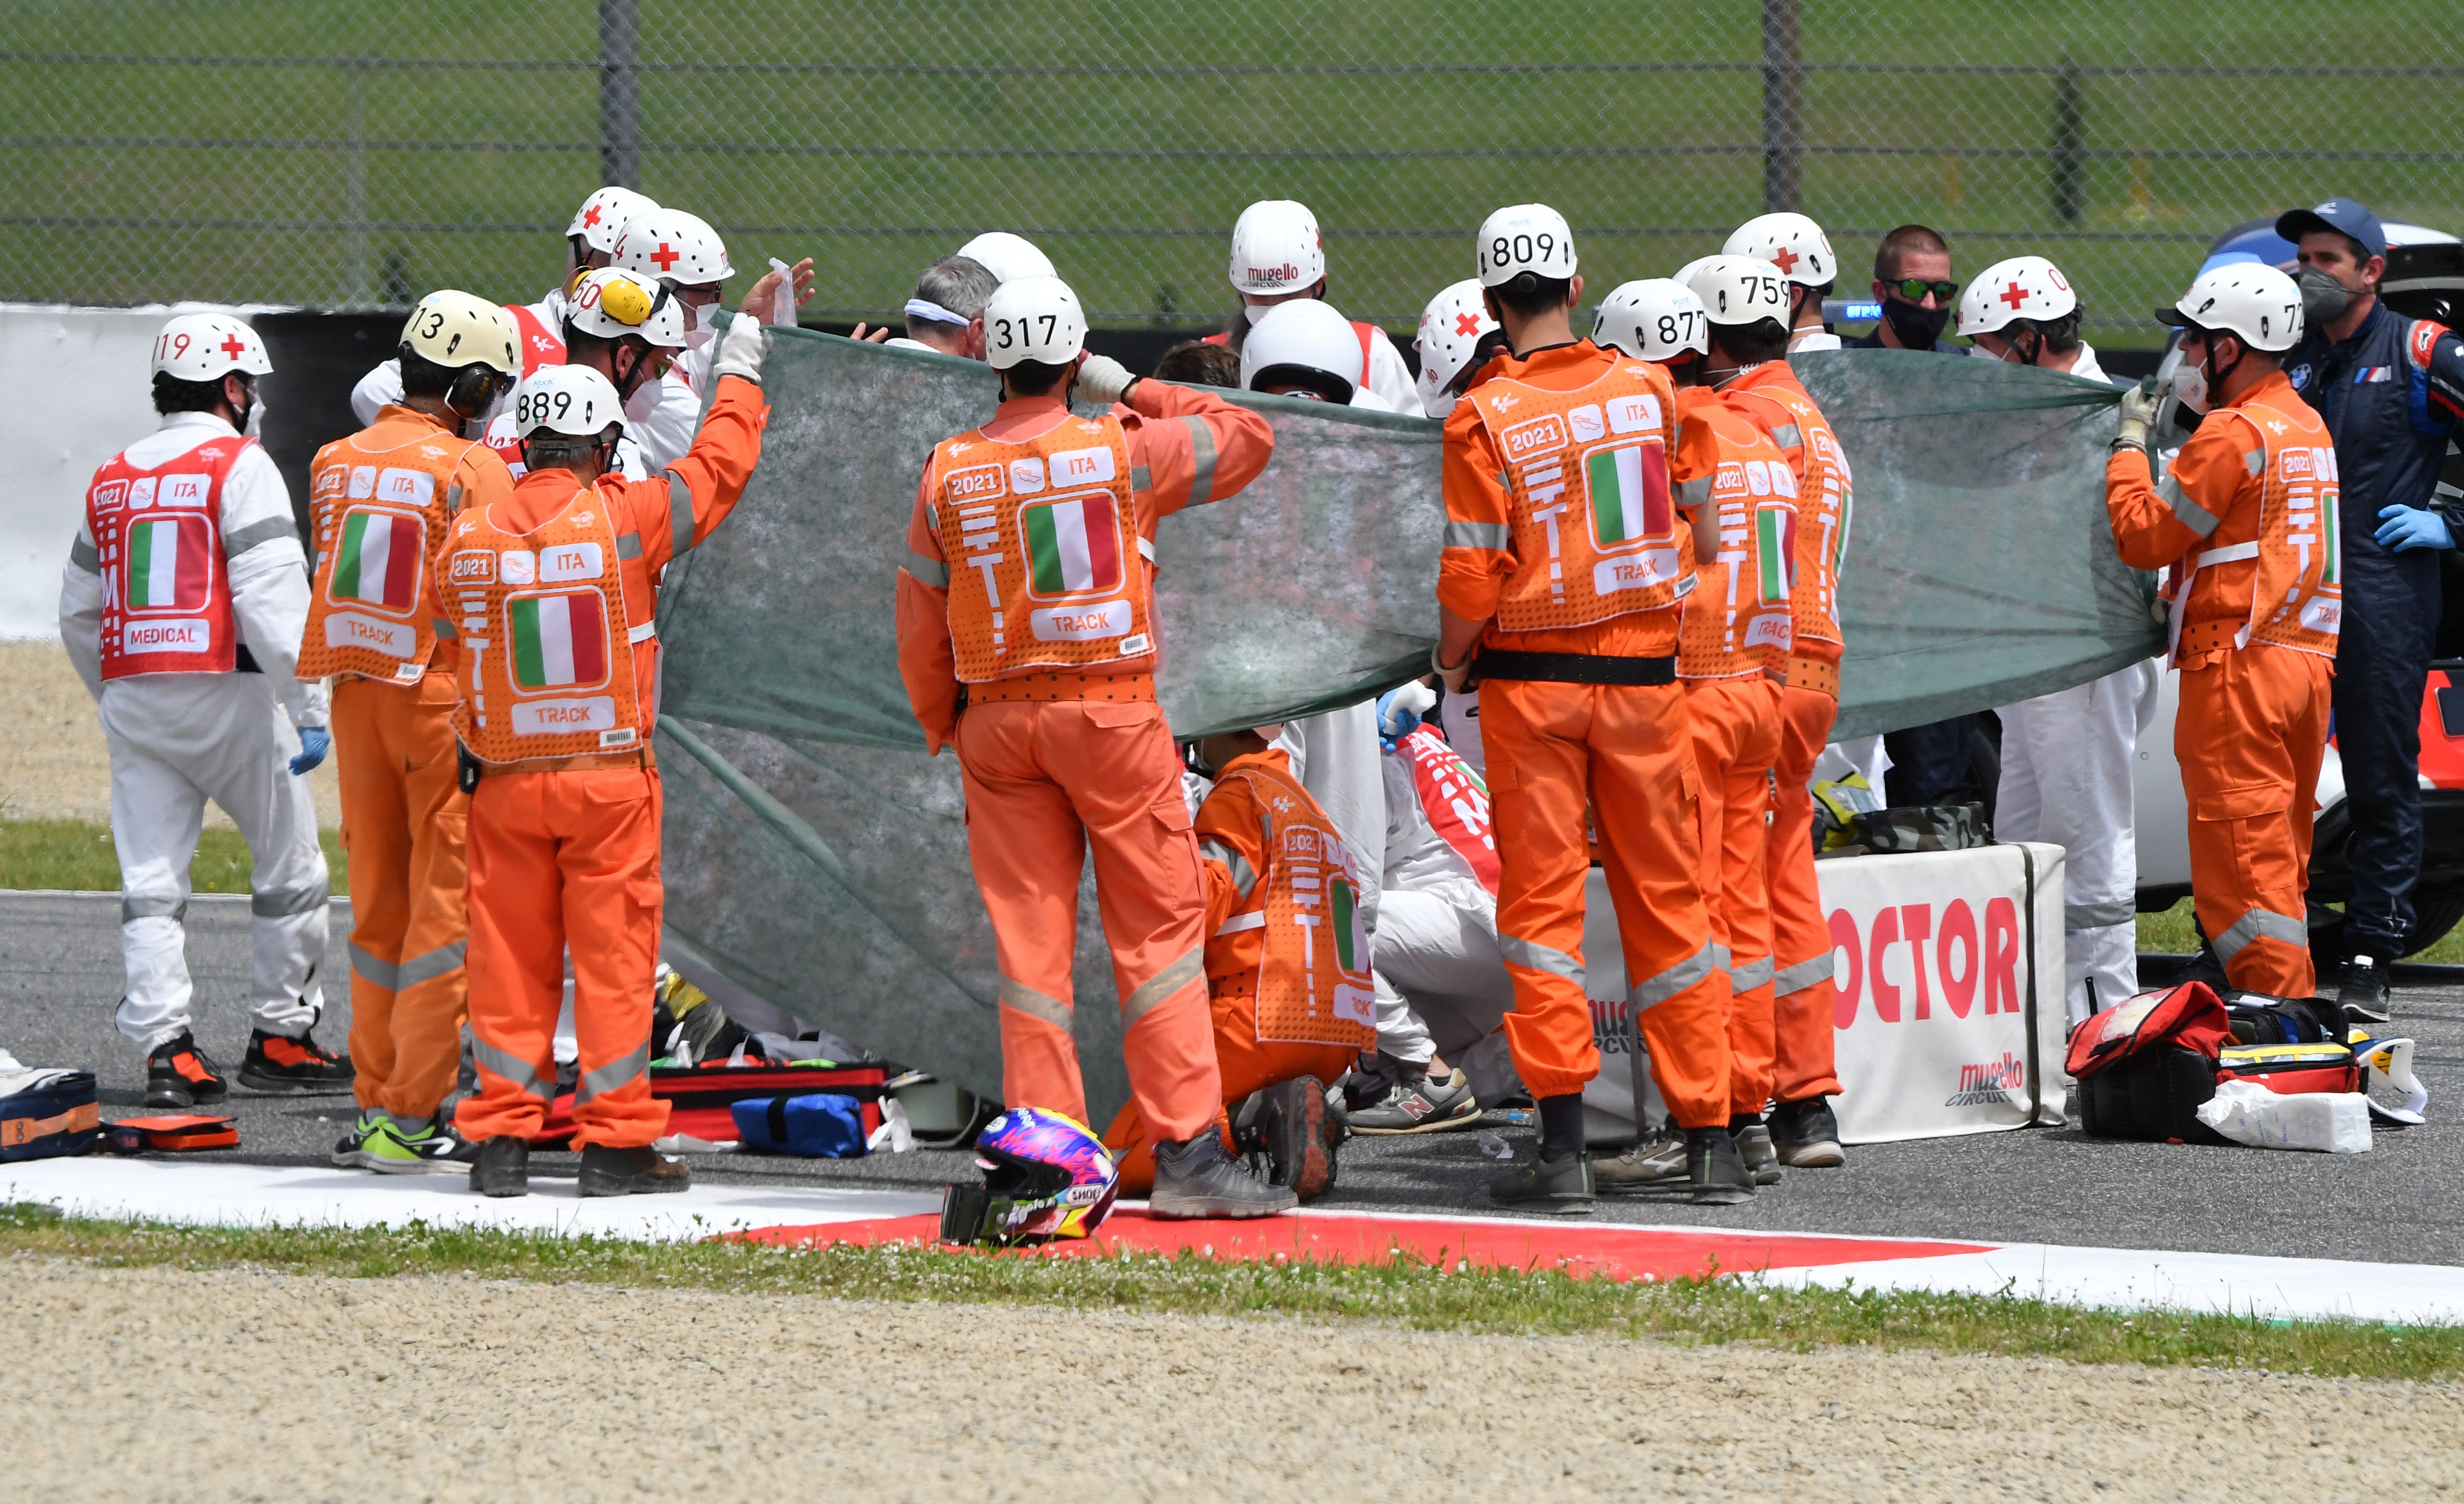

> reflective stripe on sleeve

[
  {"left": 665, "top": 471, "right": 695, "bottom": 560},
  {"left": 70, "top": 537, "right": 100, "bottom": 573},
  {"left": 1769, "top": 423, "right": 1803, "bottom": 450},
  {"left": 2158, "top": 472, "right": 2222, "bottom": 537},
  {"left": 1213, "top": 910, "right": 1267, "bottom": 937},
  {"left": 223, "top": 515, "right": 299, "bottom": 557},
  {"left": 616, "top": 531, "right": 644, "bottom": 560},
  {"left": 1676, "top": 476, "right": 1713, "bottom": 508},
  {"left": 1199, "top": 837, "right": 1259, "bottom": 900},
  {"left": 1179, "top": 416, "right": 1220, "bottom": 504},
  {"left": 1442, "top": 520, "right": 1512, "bottom": 551},
  {"left": 905, "top": 549, "right": 950, "bottom": 588},
  {"left": 627, "top": 619, "right": 657, "bottom": 644}
]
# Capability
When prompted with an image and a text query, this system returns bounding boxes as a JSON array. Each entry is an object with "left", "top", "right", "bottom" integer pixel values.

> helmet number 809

[{"left": 1492, "top": 233, "right": 1564, "bottom": 272}]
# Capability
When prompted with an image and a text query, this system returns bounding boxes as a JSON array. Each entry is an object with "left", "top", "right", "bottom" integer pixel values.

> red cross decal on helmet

[
  {"left": 219, "top": 333, "right": 249, "bottom": 362},
  {"left": 652, "top": 241, "right": 681, "bottom": 272},
  {"left": 583, "top": 204, "right": 602, "bottom": 228},
  {"left": 1770, "top": 246, "right": 1800, "bottom": 274},
  {"left": 1999, "top": 281, "right": 2029, "bottom": 310},
  {"left": 1454, "top": 312, "right": 1483, "bottom": 337}
]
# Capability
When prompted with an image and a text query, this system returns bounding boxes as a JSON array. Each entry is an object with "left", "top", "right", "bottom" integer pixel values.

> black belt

[
  {"left": 233, "top": 644, "right": 261, "bottom": 674},
  {"left": 1475, "top": 650, "right": 1675, "bottom": 686}
]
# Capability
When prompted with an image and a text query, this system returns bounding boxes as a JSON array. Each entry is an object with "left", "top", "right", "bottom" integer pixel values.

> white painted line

[{"left": 0, "top": 1158, "right": 939, "bottom": 1243}]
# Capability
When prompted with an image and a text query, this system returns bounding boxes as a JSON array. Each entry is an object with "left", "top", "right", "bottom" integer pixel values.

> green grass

[
  {"left": 0, "top": 819, "right": 347, "bottom": 895},
  {"left": 2138, "top": 896, "right": 2464, "bottom": 965},
  {"left": 0, "top": 1200, "right": 2455, "bottom": 1379},
  {"left": 7, "top": 1, "right": 2459, "bottom": 340}
]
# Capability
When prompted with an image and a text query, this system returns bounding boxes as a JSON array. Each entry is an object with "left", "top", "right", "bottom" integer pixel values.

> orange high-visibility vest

[
  {"left": 1725, "top": 366, "right": 1852, "bottom": 659},
  {"left": 1205, "top": 755, "right": 1376, "bottom": 1051},
  {"left": 442, "top": 483, "right": 652, "bottom": 766},
  {"left": 924, "top": 413, "right": 1156, "bottom": 682},
  {"left": 301, "top": 420, "right": 500, "bottom": 683},
  {"left": 86, "top": 436, "right": 253, "bottom": 679},
  {"left": 2164, "top": 387, "right": 2342, "bottom": 666},
  {"left": 1675, "top": 396, "right": 1796, "bottom": 681},
  {"left": 1463, "top": 357, "right": 1692, "bottom": 632}
]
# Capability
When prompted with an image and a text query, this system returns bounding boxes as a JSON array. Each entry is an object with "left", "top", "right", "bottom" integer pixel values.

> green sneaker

[
  {"left": 330, "top": 1109, "right": 385, "bottom": 1168},
  {"left": 359, "top": 1114, "right": 476, "bottom": 1175}
]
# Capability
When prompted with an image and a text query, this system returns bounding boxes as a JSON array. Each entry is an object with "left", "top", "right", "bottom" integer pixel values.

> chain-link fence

[{"left": 8, "top": 3, "right": 2459, "bottom": 345}]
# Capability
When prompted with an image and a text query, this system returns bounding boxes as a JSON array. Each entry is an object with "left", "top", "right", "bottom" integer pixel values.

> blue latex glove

[
  {"left": 1376, "top": 683, "right": 1435, "bottom": 752},
  {"left": 2375, "top": 504, "right": 2454, "bottom": 553},
  {"left": 289, "top": 726, "right": 330, "bottom": 776}
]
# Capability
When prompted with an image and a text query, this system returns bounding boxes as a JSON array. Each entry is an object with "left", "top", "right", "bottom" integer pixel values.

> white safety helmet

[
  {"left": 956, "top": 231, "right": 1056, "bottom": 286},
  {"left": 565, "top": 267, "right": 688, "bottom": 348},
  {"left": 565, "top": 186, "right": 660, "bottom": 259},
  {"left": 1593, "top": 279, "right": 1711, "bottom": 364},
  {"left": 1685, "top": 254, "right": 1793, "bottom": 329},
  {"left": 512, "top": 364, "right": 626, "bottom": 440},
  {"left": 1240, "top": 299, "right": 1364, "bottom": 405},
  {"left": 1228, "top": 200, "right": 1327, "bottom": 296},
  {"left": 1475, "top": 204, "right": 1578, "bottom": 287},
  {"left": 1959, "top": 255, "right": 2078, "bottom": 337},
  {"left": 1724, "top": 212, "right": 1837, "bottom": 288},
  {"left": 613, "top": 209, "right": 734, "bottom": 286},
  {"left": 151, "top": 313, "right": 271, "bottom": 382},
  {"left": 2162, "top": 263, "right": 2304, "bottom": 352},
  {"left": 1670, "top": 255, "right": 1720, "bottom": 289},
  {"left": 399, "top": 289, "right": 520, "bottom": 375},
  {"left": 1414, "top": 279, "right": 1500, "bottom": 418},
  {"left": 981, "top": 275, "right": 1088, "bottom": 371}
]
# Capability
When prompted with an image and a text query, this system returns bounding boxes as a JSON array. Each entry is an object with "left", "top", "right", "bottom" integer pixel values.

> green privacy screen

[{"left": 654, "top": 329, "right": 2159, "bottom": 1115}]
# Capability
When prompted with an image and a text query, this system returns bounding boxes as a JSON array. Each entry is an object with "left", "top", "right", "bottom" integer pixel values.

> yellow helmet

[{"left": 399, "top": 290, "right": 520, "bottom": 376}]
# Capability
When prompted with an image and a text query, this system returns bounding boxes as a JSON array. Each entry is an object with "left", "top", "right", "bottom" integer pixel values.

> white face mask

[
  {"left": 682, "top": 299, "right": 716, "bottom": 351},
  {"left": 622, "top": 379, "right": 661, "bottom": 422},
  {"left": 243, "top": 391, "right": 266, "bottom": 439},
  {"left": 1423, "top": 389, "right": 1459, "bottom": 420},
  {"left": 1242, "top": 302, "right": 1271, "bottom": 327},
  {"left": 2169, "top": 354, "right": 2211, "bottom": 415},
  {"left": 1966, "top": 339, "right": 2008, "bottom": 362},
  {"left": 1789, "top": 329, "right": 1843, "bottom": 355}
]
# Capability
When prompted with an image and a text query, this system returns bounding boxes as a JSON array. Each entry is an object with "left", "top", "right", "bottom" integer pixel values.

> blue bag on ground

[
  {"left": 0, "top": 1068, "right": 101, "bottom": 1161},
  {"left": 731, "top": 1093, "right": 869, "bottom": 1157}
]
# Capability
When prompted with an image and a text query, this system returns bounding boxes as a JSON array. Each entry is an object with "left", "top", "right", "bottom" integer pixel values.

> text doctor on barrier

[{"left": 2272, "top": 197, "right": 2464, "bottom": 1022}]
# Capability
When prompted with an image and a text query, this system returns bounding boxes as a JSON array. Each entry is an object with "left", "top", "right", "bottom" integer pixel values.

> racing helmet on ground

[{"left": 938, "top": 1106, "right": 1120, "bottom": 1245}]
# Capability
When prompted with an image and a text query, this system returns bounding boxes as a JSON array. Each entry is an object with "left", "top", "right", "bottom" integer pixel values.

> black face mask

[
  {"left": 2296, "top": 266, "right": 2354, "bottom": 325},
  {"left": 1881, "top": 295, "right": 1951, "bottom": 350}
]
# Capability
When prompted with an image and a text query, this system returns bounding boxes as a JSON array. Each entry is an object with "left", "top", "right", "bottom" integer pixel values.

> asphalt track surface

[{"left": 7, "top": 890, "right": 2461, "bottom": 1265}]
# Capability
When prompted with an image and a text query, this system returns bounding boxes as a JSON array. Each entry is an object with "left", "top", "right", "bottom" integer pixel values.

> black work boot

[
  {"left": 1687, "top": 1127, "right": 1755, "bottom": 1206},
  {"left": 144, "top": 1032, "right": 228, "bottom": 1109},
  {"left": 578, "top": 1143, "right": 691, "bottom": 1197},
  {"left": 1487, "top": 1149, "right": 1595, "bottom": 1216},
  {"left": 1232, "top": 1076, "right": 1335, "bottom": 1201},
  {"left": 1769, "top": 1097, "right": 1846, "bottom": 1168},
  {"left": 470, "top": 1136, "right": 530, "bottom": 1198},
  {"left": 1732, "top": 1112, "right": 1783, "bottom": 1186},
  {"left": 2338, "top": 953, "right": 2393, "bottom": 1025},
  {"left": 238, "top": 1027, "right": 355, "bottom": 1094},
  {"left": 1151, "top": 1129, "right": 1298, "bottom": 1219}
]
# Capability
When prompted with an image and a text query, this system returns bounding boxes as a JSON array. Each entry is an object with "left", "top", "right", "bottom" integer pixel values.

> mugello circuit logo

[
  {"left": 1947, "top": 1053, "right": 2027, "bottom": 1108},
  {"left": 1247, "top": 261, "right": 1305, "bottom": 286}
]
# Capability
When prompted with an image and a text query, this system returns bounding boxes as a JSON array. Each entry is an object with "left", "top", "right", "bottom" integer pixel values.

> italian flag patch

[
  {"left": 1022, "top": 493, "right": 1122, "bottom": 595},
  {"left": 1756, "top": 506, "right": 1793, "bottom": 604},
  {"left": 126, "top": 516, "right": 207, "bottom": 610},
  {"left": 508, "top": 591, "right": 608, "bottom": 690},
  {"left": 2322, "top": 491, "right": 2341, "bottom": 586},
  {"left": 331, "top": 510, "right": 422, "bottom": 610},
  {"left": 1330, "top": 876, "right": 1358, "bottom": 971},
  {"left": 1587, "top": 444, "right": 1671, "bottom": 548}
]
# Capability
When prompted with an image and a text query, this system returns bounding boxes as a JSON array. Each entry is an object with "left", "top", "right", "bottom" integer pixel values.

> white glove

[
  {"left": 2113, "top": 385, "right": 2158, "bottom": 453},
  {"left": 1075, "top": 354, "right": 1136, "bottom": 406},
  {"left": 1432, "top": 643, "right": 1473, "bottom": 694},
  {"left": 710, "top": 312, "right": 768, "bottom": 385}
]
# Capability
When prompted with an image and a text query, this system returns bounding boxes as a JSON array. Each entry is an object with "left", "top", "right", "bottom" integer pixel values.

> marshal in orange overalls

[
  {"left": 896, "top": 380, "right": 1275, "bottom": 1147},
  {"left": 439, "top": 374, "right": 768, "bottom": 1150},
  {"left": 1438, "top": 340, "right": 1729, "bottom": 1128},
  {"left": 302, "top": 409, "right": 512, "bottom": 1124},
  {"left": 2106, "top": 370, "right": 2339, "bottom": 997},
  {"left": 1671, "top": 389, "right": 1795, "bottom": 1119},
  {"left": 1102, "top": 747, "right": 1375, "bottom": 1190},
  {"left": 1722, "top": 359, "right": 1852, "bottom": 1105}
]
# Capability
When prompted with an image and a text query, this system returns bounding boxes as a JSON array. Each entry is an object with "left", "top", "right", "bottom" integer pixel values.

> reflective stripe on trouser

[
  {"left": 1481, "top": 678, "right": 1728, "bottom": 1122},
  {"left": 454, "top": 768, "right": 669, "bottom": 1149},
  {"left": 1995, "top": 659, "right": 2162, "bottom": 1026},
  {"left": 1766, "top": 682, "right": 1843, "bottom": 1103},
  {"left": 334, "top": 673, "right": 471, "bottom": 1119},
  {"left": 1101, "top": 982, "right": 1355, "bottom": 1196},
  {"left": 1688, "top": 676, "right": 1782, "bottom": 1118},
  {"left": 958, "top": 700, "right": 1221, "bottom": 1143},
  {"left": 100, "top": 673, "right": 329, "bottom": 1053},
  {"left": 2179, "top": 646, "right": 2332, "bottom": 1000}
]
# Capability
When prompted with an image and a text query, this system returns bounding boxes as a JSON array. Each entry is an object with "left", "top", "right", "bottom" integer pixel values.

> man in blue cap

[{"left": 2274, "top": 197, "right": 2464, "bottom": 1020}]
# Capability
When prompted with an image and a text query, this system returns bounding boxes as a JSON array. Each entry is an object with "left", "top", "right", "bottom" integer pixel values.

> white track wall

[{"left": 0, "top": 304, "right": 255, "bottom": 639}]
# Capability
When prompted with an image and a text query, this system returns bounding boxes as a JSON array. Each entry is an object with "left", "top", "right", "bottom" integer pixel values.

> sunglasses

[{"left": 1884, "top": 278, "right": 1960, "bottom": 303}]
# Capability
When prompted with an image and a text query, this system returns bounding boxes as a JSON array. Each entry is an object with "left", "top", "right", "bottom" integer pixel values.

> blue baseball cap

[{"left": 2274, "top": 197, "right": 2386, "bottom": 259}]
